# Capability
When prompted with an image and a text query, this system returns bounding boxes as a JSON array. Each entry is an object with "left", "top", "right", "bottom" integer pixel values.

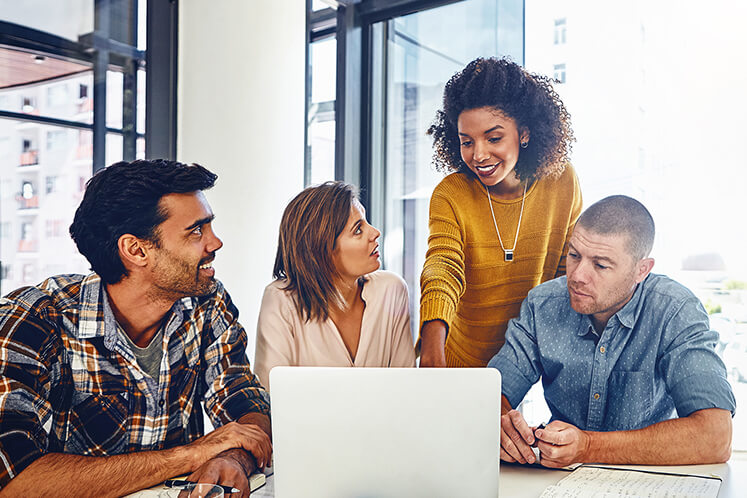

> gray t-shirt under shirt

[{"left": 118, "top": 326, "right": 164, "bottom": 381}]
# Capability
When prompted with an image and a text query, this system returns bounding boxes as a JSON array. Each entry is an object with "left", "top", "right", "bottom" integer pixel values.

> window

[
  {"left": 373, "top": 0, "right": 524, "bottom": 334},
  {"left": 525, "top": 0, "right": 747, "bottom": 450},
  {"left": 46, "top": 129, "right": 67, "bottom": 150},
  {"left": 0, "top": 0, "right": 152, "bottom": 295},
  {"left": 307, "top": 37, "right": 337, "bottom": 184},
  {"left": 310, "top": 0, "right": 746, "bottom": 453},
  {"left": 554, "top": 18, "right": 566, "bottom": 45},
  {"left": 553, "top": 62, "right": 566, "bottom": 83}
]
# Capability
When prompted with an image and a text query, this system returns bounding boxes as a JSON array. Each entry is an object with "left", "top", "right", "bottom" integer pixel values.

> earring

[{"left": 520, "top": 141, "right": 529, "bottom": 149}]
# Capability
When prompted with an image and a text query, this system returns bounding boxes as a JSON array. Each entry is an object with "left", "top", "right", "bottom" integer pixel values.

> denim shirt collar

[{"left": 574, "top": 274, "right": 649, "bottom": 336}]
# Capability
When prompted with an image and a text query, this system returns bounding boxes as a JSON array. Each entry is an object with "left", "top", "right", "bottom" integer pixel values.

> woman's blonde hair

[{"left": 273, "top": 181, "right": 358, "bottom": 321}]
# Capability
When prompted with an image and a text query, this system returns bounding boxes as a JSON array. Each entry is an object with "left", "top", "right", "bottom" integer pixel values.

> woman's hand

[{"left": 419, "top": 320, "right": 447, "bottom": 367}]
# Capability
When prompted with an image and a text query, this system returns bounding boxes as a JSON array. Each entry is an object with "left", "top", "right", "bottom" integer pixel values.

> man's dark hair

[
  {"left": 577, "top": 195, "right": 655, "bottom": 260},
  {"left": 69, "top": 159, "right": 218, "bottom": 284}
]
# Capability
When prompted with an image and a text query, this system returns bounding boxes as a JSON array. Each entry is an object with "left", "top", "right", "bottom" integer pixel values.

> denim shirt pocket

[
  {"left": 606, "top": 370, "right": 653, "bottom": 431},
  {"left": 64, "top": 390, "right": 130, "bottom": 455}
]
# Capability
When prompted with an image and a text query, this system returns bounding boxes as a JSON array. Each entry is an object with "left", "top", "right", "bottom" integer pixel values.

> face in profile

[
  {"left": 148, "top": 191, "right": 224, "bottom": 299},
  {"left": 332, "top": 200, "right": 381, "bottom": 282},
  {"left": 457, "top": 106, "right": 529, "bottom": 188}
]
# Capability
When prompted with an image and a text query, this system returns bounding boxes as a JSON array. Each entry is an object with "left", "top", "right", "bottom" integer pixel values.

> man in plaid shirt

[{"left": 0, "top": 160, "right": 272, "bottom": 496}]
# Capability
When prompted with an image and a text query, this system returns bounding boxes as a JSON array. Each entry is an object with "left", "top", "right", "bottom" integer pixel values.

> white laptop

[{"left": 270, "top": 367, "right": 501, "bottom": 498}]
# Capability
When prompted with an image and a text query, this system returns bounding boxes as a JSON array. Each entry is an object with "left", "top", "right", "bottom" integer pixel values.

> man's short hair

[
  {"left": 69, "top": 159, "right": 218, "bottom": 284},
  {"left": 576, "top": 195, "right": 655, "bottom": 260}
]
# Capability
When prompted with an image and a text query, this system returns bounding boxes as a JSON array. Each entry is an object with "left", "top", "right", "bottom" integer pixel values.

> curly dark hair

[
  {"left": 69, "top": 159, "right": 218, "bottom": 284},
  {"left": 427, "top": 57, "right": 574, "bottom": 181}
]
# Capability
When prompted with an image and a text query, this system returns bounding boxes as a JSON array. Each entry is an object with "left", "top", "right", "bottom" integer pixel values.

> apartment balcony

[
  {"left": 19, "top": 150, "right": 38, "bottom": 166},
  {"left": 17, "top": 239, "right": 38, "bottom": 253},
  {"left": 16, "top": 194, "right": 39, "bottom": 210}
]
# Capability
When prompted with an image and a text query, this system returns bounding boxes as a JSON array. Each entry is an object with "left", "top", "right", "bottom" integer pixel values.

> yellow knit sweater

[{"left": 419, "top": 165, "right": 582, "bottom": 367}]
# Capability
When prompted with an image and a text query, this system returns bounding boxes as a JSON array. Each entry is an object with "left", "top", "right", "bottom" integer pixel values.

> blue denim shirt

[{"left": 488, "top": 274, "right": 736, "bottom": 431}]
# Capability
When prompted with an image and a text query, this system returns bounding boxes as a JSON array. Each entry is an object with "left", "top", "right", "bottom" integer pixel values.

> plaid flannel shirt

[{"left": 0, "top": 273, "right": 270, "bottom": 488}]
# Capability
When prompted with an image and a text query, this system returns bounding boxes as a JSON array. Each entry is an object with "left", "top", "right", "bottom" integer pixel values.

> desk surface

[{"left": 252, "top": 458, "right": 747, "bottom": 497}]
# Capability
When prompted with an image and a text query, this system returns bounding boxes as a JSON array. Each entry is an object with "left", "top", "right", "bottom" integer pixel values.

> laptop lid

[{"left": 270, "top": 367, "right": 501, "bottom": 498}]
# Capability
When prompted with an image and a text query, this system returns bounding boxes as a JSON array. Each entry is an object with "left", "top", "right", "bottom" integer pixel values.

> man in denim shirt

[{"left": 489, "top": 195, "right": 735, "bottom": 468}]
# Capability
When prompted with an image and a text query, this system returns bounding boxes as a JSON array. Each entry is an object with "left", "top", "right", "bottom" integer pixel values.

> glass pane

[
  {"left": 308, "top": 118, "right": 335, "bottom": 184},
  {"left": 524, "top": 0, "right": 747, "bottom": 448},
  {"left": 137, "top": 0, "right": 147, "bottom": 51},
  {"left": 0, "top": 48, "right": 93, "bottom": 124},
  {"left": 106, "top": 133, "right": 123, "bottom": 165},
  {"left": 0, "top": 120, "right": 91, "bottom": 293},
  {"left": 311, "top": 38, "right": 337, "bottom": 104},
  {"left": 312, "top": 0, "right": 335, "bottom": 11},
  {"left": 106, "top": 70, "right": 124, "bottom": 129},
  {"left": 137, "top": 69, "right": 146, "bottom": 134},
  {"left": 308, "top": 38, "right": 337, "bottom": 184},
  {"left": 136, "top": 137, "right": 145, "bottom": 159},
  {"left": 380, "top": 0, "right": 521, "bottom": 331},
  {"left": 0, "top": 0, "right": 94, "bottom": 41}
]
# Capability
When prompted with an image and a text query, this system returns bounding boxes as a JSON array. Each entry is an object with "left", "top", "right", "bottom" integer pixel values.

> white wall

[{"left": 178, "top": 0, "right": 305, "bottom": 361}]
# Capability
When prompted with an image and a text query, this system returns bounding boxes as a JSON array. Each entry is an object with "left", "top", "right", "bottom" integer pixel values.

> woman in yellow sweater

[{"left": 419, "top": 57, "right": 582, "bottom": 368}]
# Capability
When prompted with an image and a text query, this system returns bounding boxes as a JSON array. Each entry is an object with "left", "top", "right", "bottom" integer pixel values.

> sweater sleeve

[
  {"left": 555, "top": 165, "right": 583, "bottom": 278},
  {"left": 419, "top": 182, "right": 466, "bottom": 335}
]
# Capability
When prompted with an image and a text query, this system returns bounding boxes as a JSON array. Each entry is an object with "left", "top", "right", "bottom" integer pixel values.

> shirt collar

[
  {"left": 614, "top": 276, "right": 648, "bottom": 329},
  {"left": 573, "top": 275, "right": 649, "bottom": 336},
  {"left": 76, "top": 272, "right": 108, "bottom": 341},
  {"left": 572, "top": 274, "right": 649, "bottom": 335},
  {"left": 77, "top": 272, "right": 196, "bottom": 348}
]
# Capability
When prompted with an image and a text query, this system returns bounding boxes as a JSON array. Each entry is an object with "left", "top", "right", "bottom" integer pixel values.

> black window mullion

[{"left": 122, "top": 59, "right": 137, "bottom": 161}]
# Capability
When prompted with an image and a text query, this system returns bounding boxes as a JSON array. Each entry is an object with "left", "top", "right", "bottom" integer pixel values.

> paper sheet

[{"left": 539, "top": 466, "right": 721, "bottom": 498}]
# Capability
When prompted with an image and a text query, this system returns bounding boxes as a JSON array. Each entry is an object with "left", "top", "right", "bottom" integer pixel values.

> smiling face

[
  {"left": 331, "top": 200, "right": 381, "bottom": 284},
  {"left": 148, "top": 191, "right": 223, "bottom": 299},
  {"left": 457, "top": 106, "right": 529, "bottom": 194},
  {"left": 566, "top": 226, "right": 654, "bottom": 330}
]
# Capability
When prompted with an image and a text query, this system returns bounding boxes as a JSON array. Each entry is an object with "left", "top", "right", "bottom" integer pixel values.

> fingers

[
  {"left": 194, "top": 422, "right": 273, "bottom": 469},
  {"left": 500, "top": 412, "right": 536, "bottom": 464},
  {"left": 236, "top": 426, "right": 272, "bottom": 468},
  {"left": 221, "top": 422, "right": 273, "bottom": 468},
  {"left": 500, "top": 426, "right": 526, "bottom": 463},
  {"left": 508, "top": 411, "right": 535, "bottom": 445},
  {"left": 499, "top": 446, "right": 517, "bottom": 463},
  {"left": 539, "top": 456, "right": 567, "bottom": 469},
  {"left": 535, "top": 424, "right": 571, "bottom": 446},
  {"left": 189, "top": 457, "right": 250, "bottom": 497}
]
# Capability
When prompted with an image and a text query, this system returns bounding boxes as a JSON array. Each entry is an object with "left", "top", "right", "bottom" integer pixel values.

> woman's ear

[
  {"left": 520, "top": 127, "right": 531, "bottom": 145},
  {"left": 117, "top": 234, "right": 150, "bottom": 270}
]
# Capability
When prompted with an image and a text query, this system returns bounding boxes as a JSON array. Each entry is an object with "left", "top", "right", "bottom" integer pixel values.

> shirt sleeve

[
  {"left": 658, "top": 297, "right": 736, "bottom": 418},
  {"left": 418, "top": 184, "right": 466, "bottom": 336},
  {"left": 201, "top": 286, "right": 270, "bottom": 427},
  {"left": 487, "top": 293, "right": 543, "bottom": 409},
  {"left": 387, "top": 277, "right": 416, "bottom": 368},
  {"left": 254, "top": 284, "right": 298, "bottom": 392},
  {"left": 0, "top": 303, "right": 58, "bottom": 489},
  {"left": 555, "top": 165, "right": 583, "bottom": 278}
]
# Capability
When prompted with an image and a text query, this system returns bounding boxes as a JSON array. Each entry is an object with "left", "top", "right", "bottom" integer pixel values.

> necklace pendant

[{"left": 504, "top": 249, "right": 514, "bottom": 262}]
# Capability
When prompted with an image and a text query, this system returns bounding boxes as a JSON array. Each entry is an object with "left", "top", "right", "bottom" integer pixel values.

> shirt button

[
  {"left": 593, "top": 393, "right": 600, "bottom": 400},
  {"left": 600, "top": 346, "right": 606, "bottom": 353},
  {"left": 159, "top": 398, "right": 165, "bottom": 407}
]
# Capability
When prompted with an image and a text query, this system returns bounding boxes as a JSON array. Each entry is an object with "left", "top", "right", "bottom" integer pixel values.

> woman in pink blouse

[{"left": 254, "top": 181, "right": 415, "bottom": 391}]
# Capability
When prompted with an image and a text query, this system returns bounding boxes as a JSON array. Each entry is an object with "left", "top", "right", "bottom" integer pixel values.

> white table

[{"left": 252, "top": 457, "right": 747, "bottom": 497}]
